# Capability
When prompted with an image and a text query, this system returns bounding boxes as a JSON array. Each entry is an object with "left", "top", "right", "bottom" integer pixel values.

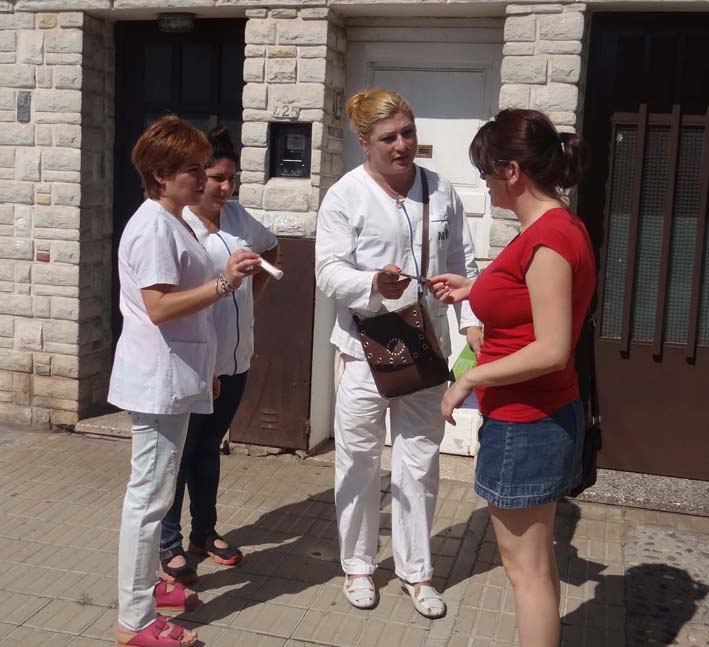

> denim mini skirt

[{"left": 474, "top": 398, "right": 585, "bottom": 509}]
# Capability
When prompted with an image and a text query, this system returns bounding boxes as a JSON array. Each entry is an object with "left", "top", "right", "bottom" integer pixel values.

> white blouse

[
  {"left": 315, "top": 165, "right": 480, "bottom": 361},
  {"left": 108, "top": 199, "right": 217, "bottom": 415},
  {"left": 184, "top": 202, "right": 277, "bottom": 377}
]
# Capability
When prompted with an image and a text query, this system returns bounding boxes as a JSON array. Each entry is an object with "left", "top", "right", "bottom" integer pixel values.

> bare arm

[
  {"left": 252, "top": 244, "right": 279, "bottom": 302},
  {"left": 140, "top": 249, "right": 261, "bottom": 326},
  {"left": 442, "top": 247, "right": 573, "bottom": 423}
]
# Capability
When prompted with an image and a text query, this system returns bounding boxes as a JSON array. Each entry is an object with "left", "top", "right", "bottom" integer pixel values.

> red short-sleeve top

[{"left": 469, "top": 208, "right": 596, "bottom": 422}]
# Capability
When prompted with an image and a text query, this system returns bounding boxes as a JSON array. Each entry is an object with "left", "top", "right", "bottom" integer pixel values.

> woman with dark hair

[
  {"left": 111, "top": 116, "right": 262, "bottom": 647},
  {"left": 158, "top": 125, "right": 279, "bottom": 585},
  {"left": 431, "top": 109, "right": 595, "bottom": 647}
]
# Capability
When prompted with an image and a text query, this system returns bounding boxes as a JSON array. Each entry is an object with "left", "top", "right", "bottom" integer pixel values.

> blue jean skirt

[{"left": 474, "top": 398, "right": 585, "bottom": 509}]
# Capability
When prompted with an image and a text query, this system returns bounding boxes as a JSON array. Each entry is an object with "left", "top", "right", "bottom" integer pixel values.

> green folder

[{"left": 450, "top": 345, "right": 477, "bottom": 382}]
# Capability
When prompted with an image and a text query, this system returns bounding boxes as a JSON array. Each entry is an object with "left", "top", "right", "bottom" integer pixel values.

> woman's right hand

[
  {"left": 372, "top": 264, "right": 411, "bottom": 300},
  {"left": 429, "top": 273, "right": 473, "bottom": 304},
  {"left": 224, "top": 249, "right": 262, "bottom": 288}
]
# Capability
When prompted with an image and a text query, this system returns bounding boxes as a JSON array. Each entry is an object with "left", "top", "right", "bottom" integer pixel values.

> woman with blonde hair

[
  {"left": 110, "top": 115, "right": 263, "bottom": 647},
  {"left": 315, "top": 89, "right": 481, "bottom": 618}
]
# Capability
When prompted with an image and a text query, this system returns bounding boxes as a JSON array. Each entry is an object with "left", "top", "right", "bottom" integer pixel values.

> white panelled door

[{"left": 344, "top": 22, "right": 503, "bottom": 455}]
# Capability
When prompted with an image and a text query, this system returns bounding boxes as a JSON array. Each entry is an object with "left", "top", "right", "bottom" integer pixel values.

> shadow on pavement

[{"left": 559, "top": 501, "right": 708, "bottom": 646}]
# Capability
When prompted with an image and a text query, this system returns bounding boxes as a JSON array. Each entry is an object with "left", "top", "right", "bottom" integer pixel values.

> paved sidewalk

[{"left": 0, "top": 429, "right": 707, "bottom": 647}]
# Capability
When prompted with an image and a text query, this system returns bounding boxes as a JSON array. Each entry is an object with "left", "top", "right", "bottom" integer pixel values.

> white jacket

[{"left": 315, "top": 165, "right": 480, "bottom": 361}]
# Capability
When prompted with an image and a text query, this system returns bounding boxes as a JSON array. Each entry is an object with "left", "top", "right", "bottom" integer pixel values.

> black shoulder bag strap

[
  {"left": 589, "top": 314, "right": 600, "bottom": 425},
  {"left": 419, "top": 166, "right": 430, "bottom": 303}
]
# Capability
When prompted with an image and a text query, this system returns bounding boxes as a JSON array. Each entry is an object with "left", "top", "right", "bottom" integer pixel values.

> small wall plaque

[{"left": 416, "top": 144, "right": 433, "bottom": 158}]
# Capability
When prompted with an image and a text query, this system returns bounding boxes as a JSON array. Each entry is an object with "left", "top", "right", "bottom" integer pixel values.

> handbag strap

[
  {"left": 419, "top": 166, "right": 430, "bottom": 302},
  {"left": 589, "top": 313, "right": 600, "bottom": 423}
]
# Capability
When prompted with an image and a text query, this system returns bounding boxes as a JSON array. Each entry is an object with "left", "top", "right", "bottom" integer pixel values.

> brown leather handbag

[{"left": 353, "top": 168, "right": 450, "bottom": 398}]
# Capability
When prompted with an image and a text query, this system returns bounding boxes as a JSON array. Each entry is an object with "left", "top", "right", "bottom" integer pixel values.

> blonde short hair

[{"left": 346, "top": 89, "right": 415, "bottom": 138}]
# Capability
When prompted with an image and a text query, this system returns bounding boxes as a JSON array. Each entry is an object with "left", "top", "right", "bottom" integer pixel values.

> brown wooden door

[
  {"left": 229, "top": 238, "right": 315, "bottom": 450},
  {"left": 580, "top": 14, "right": 709, "bottom": 480}
]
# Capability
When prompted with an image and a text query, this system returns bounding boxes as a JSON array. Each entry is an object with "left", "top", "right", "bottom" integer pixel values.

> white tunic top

[
  {"left": 184, "top": 202, "right": 278, "bottom": 377},
  {"left": 108, "top": 199, "right": 217, "bottom": 415},
  {"left": 315, "top": 165, "right": 480, "bottom": 361}
]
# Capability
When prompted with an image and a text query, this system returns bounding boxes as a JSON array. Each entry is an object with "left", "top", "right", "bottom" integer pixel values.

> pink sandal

[
  {"left": 116, "top": 615, "right": 197, "bottom": 647},
  {"left": 153, "top": 581, "right": 198, "bottom": 612}
]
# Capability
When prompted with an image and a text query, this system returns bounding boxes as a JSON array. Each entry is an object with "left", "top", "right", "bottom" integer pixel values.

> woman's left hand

[
  {"left": 212, "top": 376, "right": 221, "bottom": 400},
  {"left": 441, "top": 374, "right": 475, "bottom": 425}
]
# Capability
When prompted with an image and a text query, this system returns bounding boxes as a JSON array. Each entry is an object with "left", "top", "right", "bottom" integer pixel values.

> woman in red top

[{"left": 431, "top": 109, "right": 595, "bottom": 647}]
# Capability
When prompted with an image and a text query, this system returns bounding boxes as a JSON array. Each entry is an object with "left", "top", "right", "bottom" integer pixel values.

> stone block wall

[
  {"left": 491, "top": 1, "right": 587, "bottom": 255},
  {"left": 0, "top": 10, "right": 114, "bottom": 427},
  {"left": 239, "top": 7, "right": 346, "bottom": 237}
]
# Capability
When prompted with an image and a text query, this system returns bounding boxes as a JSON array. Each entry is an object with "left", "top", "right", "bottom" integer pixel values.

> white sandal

[
  {"left": 343, "top": 575, "right": 378, "bottom": 609},
  {"left": 401, "top": 580, "right": 447, "bottom": 619}
]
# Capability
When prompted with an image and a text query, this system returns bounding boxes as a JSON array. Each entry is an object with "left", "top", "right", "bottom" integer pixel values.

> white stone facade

[
  {"left": 0, "top": 0, "right": 695, "bottom": 425},
  {"left": 0, "top": 9, "right": 113, "bottom": 426}
]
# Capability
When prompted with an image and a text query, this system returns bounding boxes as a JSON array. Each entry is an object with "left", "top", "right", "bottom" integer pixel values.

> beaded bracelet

[{"left": 216, "top": 273, "right": 236, "bottom": 297}]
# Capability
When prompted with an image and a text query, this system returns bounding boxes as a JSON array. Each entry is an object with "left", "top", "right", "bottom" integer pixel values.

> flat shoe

[
  {"left": 401, "top": 580, "right": 446, "bottom": 619},
  {"left": 159, "top": 547, "right": 198, "bottom": 585},
  {"left": 116, "top": 614, "right": 197, "bottom": 647},
  {"left": 343, "top": 575, "right": 378, "bottom": 609},
  {"left": 188, "top": 532, "right": 243, "bottom": 566}
]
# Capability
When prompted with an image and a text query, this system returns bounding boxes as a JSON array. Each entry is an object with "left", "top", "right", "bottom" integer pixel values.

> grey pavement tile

[
  {"left": 174, "top": 619, "right": 226, "bottom": 644},
  {"left": 78, "top": 607, "right": 115, "bottom": 641},
  {"left": 24, "top": 599, "right": 106, "bottom": 635},
  {"left": 4, "top": 566, "right": 85, "bottom": 599},
  {"left": 0, "top": 623, "right": 15, "bottom": 641},
  {"left": 215, "top": 628, "right": 286, "bottom": 646},
  {"left": 292, "top": 608, "right": 367, "bottom": 646},
  {"left": 60, "top": 574, "right": 117, "bottom": 608},
  {"left": 228, "top": 600, "right": 305, "bottom": 637},
  {"left": 251, "top": 577, "right": 325, "bottom": 608},
  {"left": 273, "top": 552, "right": 339, "bottom": 584},
  {"left": 0, "top": 590, "right": 51, "bottom": 625},
  {"left": 473, "top": 609, "right": 499, "bottom": 639},
  {"left": 354, "top": 617, "right": 428, "bottom": 646},
  {"left": 68, "top": 637, "right": 112, "bottom": 646},
  {"left": 177, "top": 593, "right": 246, "bottom": 627},
  {"left": 205, "top": 572, "right": 268, "bottom": 601},
  {"left": 452, "top": 605, "right": 480, "bottom": 635},
  {"left": 494, "top": 612, "right": 517, "bottom": 643},
  {"left": 2, "top": 625, "right": 76, "bottom": 647}
]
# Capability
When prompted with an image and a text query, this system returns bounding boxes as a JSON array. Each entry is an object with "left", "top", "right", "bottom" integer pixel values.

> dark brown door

[
  {"left": 580, "top": 14, "right": 709, "bottom": 479},
  {"left": 113, "top": 18, "right": 246, "bottom": 341},
  {"left": 230, "top": 238, "right": 315, "bottom": 450}
]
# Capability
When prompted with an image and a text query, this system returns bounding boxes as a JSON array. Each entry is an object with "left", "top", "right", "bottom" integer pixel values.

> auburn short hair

[{"left": 131, "top": 115, "right": 211, "bottom": 199}]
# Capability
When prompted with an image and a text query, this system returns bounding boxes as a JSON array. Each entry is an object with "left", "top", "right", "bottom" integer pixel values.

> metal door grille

[{"left": 599, "top": 105, "right": 709, "bottom": 360}]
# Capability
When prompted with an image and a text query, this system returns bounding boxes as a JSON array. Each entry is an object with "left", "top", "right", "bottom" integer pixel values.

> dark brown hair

[
  {"left": 206, "top": 125, "right": 238, "bottom": 167},
  {"left": 131, "top": 115, "right": 211, "bottom": 199},
  {"left": 470, "top": 109, "right": 586, "bottom": 197}
]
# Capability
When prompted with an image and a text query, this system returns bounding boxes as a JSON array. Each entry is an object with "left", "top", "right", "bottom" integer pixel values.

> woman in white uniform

[
  {"left": 315, "top": 89, "right": 481, "bottom": 618},
  {"left": 109, "top": 116, "right": 262, "bottom": 647},
  {"left": 159, "top": 126, "right": 279, "bottom": 584}
]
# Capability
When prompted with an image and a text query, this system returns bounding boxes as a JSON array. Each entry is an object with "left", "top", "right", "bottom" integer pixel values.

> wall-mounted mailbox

[{"left": 269, "top": 122, "right": 312, "bottom": 178}]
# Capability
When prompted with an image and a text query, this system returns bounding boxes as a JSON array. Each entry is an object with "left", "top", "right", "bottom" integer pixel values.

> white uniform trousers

[
  {"left": 117, "top": 411, "right": 190, "bottom": 631},
  {"left": 334, "top": 355, "right": 446, "bottom": 583}
]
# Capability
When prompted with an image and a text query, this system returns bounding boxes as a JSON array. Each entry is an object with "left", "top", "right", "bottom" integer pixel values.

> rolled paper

[{"left": 259, "top": 257, "right": 284, "bottom": 280}]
